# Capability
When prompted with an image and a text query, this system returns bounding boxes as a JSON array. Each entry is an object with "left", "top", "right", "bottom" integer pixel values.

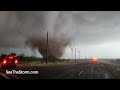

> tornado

[
  {"left": 0, "top": 11, "right": 75, "bottom": 58},
  {"left": 26, "top": 36, "right": 70, "bottom": 58}
]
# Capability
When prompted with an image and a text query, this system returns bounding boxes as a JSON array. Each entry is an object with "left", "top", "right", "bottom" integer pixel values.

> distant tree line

[{"left": 0, "top": 53, "right": 67, "bottom": 62}]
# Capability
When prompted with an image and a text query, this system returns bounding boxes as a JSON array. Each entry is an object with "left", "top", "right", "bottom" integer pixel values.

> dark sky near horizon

[{"left": 0, "top": 11, "right": 120, "bottom": 58}]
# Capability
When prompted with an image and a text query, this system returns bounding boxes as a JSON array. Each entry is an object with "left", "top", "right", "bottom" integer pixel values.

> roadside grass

[
  {"left": 18, "top": 60, "right": 76, "bottom": 67},
  {"left": 103, "top": 63, "right": 120, "bottom": 79},
  {"left": 18, "top": 59, "right": 90, "bottom": 67}
]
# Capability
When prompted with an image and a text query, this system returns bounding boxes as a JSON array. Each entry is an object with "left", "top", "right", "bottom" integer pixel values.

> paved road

[{"left": 0, "top": 62, "right": 112, "bottom": 79}]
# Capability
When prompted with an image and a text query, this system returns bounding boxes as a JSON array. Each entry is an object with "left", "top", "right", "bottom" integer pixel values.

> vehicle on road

[
  {"left": 0, "top": 55, "right": 19, "bottom": 69},
  {"left": 91, "top": 58, "right": 98, "bottom": 63}
]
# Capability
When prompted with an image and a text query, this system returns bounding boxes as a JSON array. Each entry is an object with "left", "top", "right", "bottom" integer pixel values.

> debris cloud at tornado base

[{"left": 26, "top": 36, "right": 70, "bottom": 58}]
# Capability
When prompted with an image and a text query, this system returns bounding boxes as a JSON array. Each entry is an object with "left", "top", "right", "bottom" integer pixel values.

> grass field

[{"left": 103, "top": 63, "right": 120, "bottom": 79}]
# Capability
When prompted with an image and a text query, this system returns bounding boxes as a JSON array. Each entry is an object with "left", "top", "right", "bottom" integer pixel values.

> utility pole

[
  {"left": 46, "top": 32, "right": 48, "bottom": 64},
  {"left": 77, "top": 50, "right": 80, "bottom": 60},
  {"left": 53, "top": 32, "right": 55, "bottom": 47},
  {"left": 71, "top": 47, "right": 73, "bottom": 60},
  {"left": 79, "top": 51, "right": 80, "bottom": 59},
  {"left": 75, "top": 48, "right": 76, "bottom": 62}
]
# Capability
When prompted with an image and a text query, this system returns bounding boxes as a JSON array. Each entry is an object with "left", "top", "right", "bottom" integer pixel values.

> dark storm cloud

[
  {"left": 71, "top": 11, "right": 120, "bottom": 45},
  {"left": 0, "top": 11, "right": 120, "bottom": 57},
  {"left": 0, "top": 11, "right": 72, "bottom": 57}
]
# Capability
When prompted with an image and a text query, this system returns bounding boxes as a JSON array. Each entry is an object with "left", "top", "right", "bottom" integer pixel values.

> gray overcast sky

[{"left": 0, "top": 11, "right": 120, "bottom": 59}]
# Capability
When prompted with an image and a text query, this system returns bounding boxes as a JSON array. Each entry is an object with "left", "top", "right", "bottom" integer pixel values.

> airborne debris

[{"left": 26, "top": 36, "right": 70, "bottom": 59}]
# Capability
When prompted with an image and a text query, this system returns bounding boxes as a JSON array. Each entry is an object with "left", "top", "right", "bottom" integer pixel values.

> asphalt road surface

[{"left": 0, "top": 61, "right": 115, "bottom": 79}]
